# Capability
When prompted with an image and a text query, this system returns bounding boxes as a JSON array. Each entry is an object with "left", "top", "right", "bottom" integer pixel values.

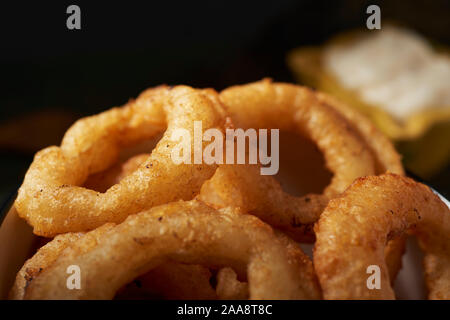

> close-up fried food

[
  {"left": 9, "top": 232, "right": 84, "bottom": 300},
  {"left": 199, "top": 79, "right": 376, "bottom": 241},
  {"left": 2, "top": 1, "right": 450, "bottom": 312},
  {"left": 315, "top": 92, "right": 404, "bottom": 175},
  {"left": 14, "top": 86, "right": 228, "bottom": 237},
  {"left": 3, "top": 78, "right": 449, "bottom": 302},
  {"left": 115, "top": 262, "right": 218, "bottom": 300},
  {"left": 215, "top": 267, "right": 249, "bottom": 300},
  {"left": 10, "top": 226, "right": 219, "bottom": 300},
  {"left": 84, "top": 150, "right": 407, "bottom": 284},
  {"left": 83, "top": 154, "right": 152, "bottom": 193},
  {"left": 16, "top": 200, "right": 321, "bottom": 300},
  {"left": 314, "top": 173, "right": 450, "bottom": 299}
]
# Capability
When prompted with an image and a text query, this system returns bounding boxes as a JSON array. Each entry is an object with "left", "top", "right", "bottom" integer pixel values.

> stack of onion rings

[
  {"left": 11, "top": 80, "right": 447, "bottom": 301},
  {"left": 17, "top": 200, "right": 321, "bottom": 300},
  {"left": 200, "top": 79, "right": 378, "bottom": 241},
  {"left": 15, "top": 86, "right": 228, "bottom": 236},
  {"left": 314, "top": 173, "right": 450, "bottom": 299}
]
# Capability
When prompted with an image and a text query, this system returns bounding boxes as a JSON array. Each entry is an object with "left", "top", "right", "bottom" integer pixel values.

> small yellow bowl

[{"left": 287, "top": 31, "right": 450, "bottom": 178}]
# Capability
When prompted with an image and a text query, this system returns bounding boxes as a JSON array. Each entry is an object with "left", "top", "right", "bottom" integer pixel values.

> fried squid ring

[
  {"left": 115, "top": 262, "right": 217, "bottom": 300},
  {"left": 199, "top": 79, "right": 376, "bottom": 241},
  {"left": 83, "top": 154, "right": 151, "bottom": 192},
  {"left": 315, "top": 92, "right": 406, "bottom": 282},
  {"left": 9, "top": 232, "right": 84, "bottom": 300},
  {"left": 9, "top": 222, "right": 116, "bottom": 299},
  {"left": 88, "top": 152, "right": 404, "bottom": 283},
  {"left": 10, "top": 227, "right": 217, "bottom": 300},
  {"left": 80, "top": 91, "right": 405, "bottom": 283},
  {"left": 215, "top": 267, "right": 249, "bottom": 300},
  {"left": 315, "top": 92, "right": 404, "bottom": 175},
  {"left": 314, "top": 173, "right": 450, "bottom": 299},
  {"left": 22, "top": 200, "right": 321, "bottom": 299},
  {"left": 15, "top": 86, "right": 228, "bottom": 236}
]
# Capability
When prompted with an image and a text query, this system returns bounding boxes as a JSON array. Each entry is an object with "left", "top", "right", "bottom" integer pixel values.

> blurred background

[{"left": 0, "top": 0, "right": 449, "bottom": 206}]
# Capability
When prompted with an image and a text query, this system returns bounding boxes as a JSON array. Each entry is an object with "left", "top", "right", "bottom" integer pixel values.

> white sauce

[{"left": 324, "top": 26, "right": 450, "bottom": 120}]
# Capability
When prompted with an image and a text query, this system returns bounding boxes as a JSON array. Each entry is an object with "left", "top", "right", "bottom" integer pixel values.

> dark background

[{"left": 1, "top": 0, "right": 449, "bottom": 204}]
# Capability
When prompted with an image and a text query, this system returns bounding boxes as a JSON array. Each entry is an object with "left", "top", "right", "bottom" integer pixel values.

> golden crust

[
  {"left": 9, "top": 233, "right": 83, "bottom": 300},
  {"left": 15, "top": 86, "right": 228, "bottom": 236},
  {"left": 314, "top": 173, "right": 450, "bottom": 299},
  {"left": 315, "top": 92, "right": 406, "bottom": 282},
  {"left": 116, "top": 262, "right": 217, "bottom": 300},
  {"left": 83, "top": 154, "right": 151, "bottom": 192},
  {"left": 315, "top": 92, "right": 404, "bottom": 175},
  {"left": 216, "top": 267, "right": 249, "bottom": 300},
  {"left": 198, "top": 79, "right": 376, "bottom": 242},
  {"left": 22, "top": 200, "right": 321, "bottom": 300}
]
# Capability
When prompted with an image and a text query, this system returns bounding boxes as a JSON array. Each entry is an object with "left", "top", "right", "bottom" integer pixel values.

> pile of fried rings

[{"left": 10, "top": 79, "right": 450, "bottom": 300}]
